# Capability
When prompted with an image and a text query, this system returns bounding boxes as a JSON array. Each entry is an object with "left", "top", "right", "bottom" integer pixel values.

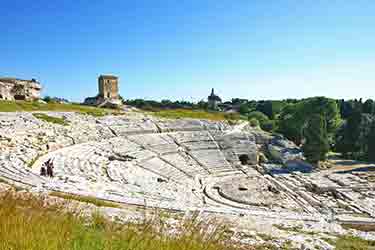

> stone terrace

[{"left": 1, "top": 111, "right": 375, "bottom": 226}]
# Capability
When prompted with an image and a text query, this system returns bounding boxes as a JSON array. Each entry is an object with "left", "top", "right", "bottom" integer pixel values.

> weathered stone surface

[
  {"left": 0, "top": 77, "right": 42, "bottom": 101},
  {"left": 1, "top": 111, "right": 375, "bottom": 248},
  {"left": 268, "top": 136, "right": 304, "bottom": 164}
]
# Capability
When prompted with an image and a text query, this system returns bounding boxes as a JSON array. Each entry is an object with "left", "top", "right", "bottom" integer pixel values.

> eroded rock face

[
  {"left": 0, "top": 78, "right": 42, "bottom": 101},
  {"left": 268, "top": 136, "right": 304, "bottom": 164}
]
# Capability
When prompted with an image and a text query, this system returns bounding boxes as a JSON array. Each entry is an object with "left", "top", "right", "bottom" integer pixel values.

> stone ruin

[
  {"left": 84, "top": 75, "right": 122, "bottom": 108},
  {"left": 1, "top": 111, "right": 375, "bottom": 248},
  {"left": 0, "top": 77, "right": 42, "bottom": 101}
]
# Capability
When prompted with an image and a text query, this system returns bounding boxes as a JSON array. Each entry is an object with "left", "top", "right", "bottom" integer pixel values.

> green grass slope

[{"left": 0, "top": 100, "right": 122, "bottom": 116}]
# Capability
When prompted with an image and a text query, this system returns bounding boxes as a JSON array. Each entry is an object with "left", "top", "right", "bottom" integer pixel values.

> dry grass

[
  {"left": 332, "top": 235, "right": 375, "bottom": 250},
  {"left": 33, "top": 113, "right": 69, "bottom": 126},
  {"left": 342, "top": 223, "right": 375, "bottom": 232},
  {"left": 49, "top": 192, "right": 121, "bottom": 208},
  {"left": 0, "top": 100, "right": 123, "bottom": 117},
  {"left": 0, "top": 191, "right": 249, "bottom": 250},
  {"left": 149, "top": 109, "right": 241, "bottom": 121}
]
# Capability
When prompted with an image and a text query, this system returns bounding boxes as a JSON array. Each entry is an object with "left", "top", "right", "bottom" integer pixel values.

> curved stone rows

[{"left": 1, "top": 111, "right": 375, "bottom": 226}]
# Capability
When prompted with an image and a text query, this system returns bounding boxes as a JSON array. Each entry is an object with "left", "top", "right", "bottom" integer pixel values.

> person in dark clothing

[
  {"left": 45, "top": 159, "right": 54, "bottom": 178},
  {"left": 40, "top": 166, "right": 46, "bottom": 176},
  {"left": 46, "top": 164, "right": 52, "bottom": 177}
]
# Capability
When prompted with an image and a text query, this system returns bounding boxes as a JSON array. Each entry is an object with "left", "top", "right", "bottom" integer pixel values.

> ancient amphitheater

[{"left": 1, "top": 111, "right": 375, "bottom": 247}]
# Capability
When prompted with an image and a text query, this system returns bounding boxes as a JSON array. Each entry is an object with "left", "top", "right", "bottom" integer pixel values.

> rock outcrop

[{"left": 0, "top": 77, "right": 42, "bottom": 101}]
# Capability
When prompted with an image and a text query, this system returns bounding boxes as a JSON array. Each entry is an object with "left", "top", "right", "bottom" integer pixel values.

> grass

[
  {"left": 149, "top": 108, "right": 241, "bottom": 121},
  {"left": 4, "top": 190, "right": 370, "bottom": 249},
  {"left": 33, "top": 113, "right": 70, "bottom": 126},
  {"left": 257, "top": 233, "right": 277, "bottom": 241},
  {"left": 331, "top": 235, "right": 375, "bottom": 250},
  {"left": 342, "top": 223, "right": 375, "bottom": 232},
  {"left": 49, "top": 192, "right": 121, "bottom": 208},
  {"left": 0, "top": 177, "right": 11, "bottom": 185},
  {"left": 0, "top": 100, "right": 123, "bottom": 117},
  {"left": 27, "top": 155, "right": 42, "bottom": 168},
  {"left": 0, "top": 191, "right": 250, "bottom": 250}
]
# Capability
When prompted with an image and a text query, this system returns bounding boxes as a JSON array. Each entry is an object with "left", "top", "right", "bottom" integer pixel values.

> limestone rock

[
  {"left": 268, "top": 136, "right": 304, "bottom": 164},
  {"left": 0, "top": 77, "right": 42, "bottom": 101}
]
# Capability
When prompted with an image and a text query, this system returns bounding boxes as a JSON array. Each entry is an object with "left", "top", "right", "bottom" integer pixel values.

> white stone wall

[{"left": 0, "top": 78, "right": 42, "bottom": 101}]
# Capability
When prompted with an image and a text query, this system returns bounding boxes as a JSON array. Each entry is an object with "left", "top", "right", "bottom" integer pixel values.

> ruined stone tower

[
  {"left": 98, "top": 75, "right": 119, "bottom": 99},
  {"left": 84, "top": 75, "right": 121, "bottom": 107}
]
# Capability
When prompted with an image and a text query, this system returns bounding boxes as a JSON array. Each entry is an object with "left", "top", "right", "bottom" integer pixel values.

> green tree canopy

[
  {"left": 278, "top": 97, "right": 341, "bottom": 145},
  {"left": 366, "top": 122, "right": 375, "bottom": 162},
  {"left": 302, "top": 114, "right": 330, "bottom": 164},
  {"left": 248, "top": 111, "right": 269, "bottom": 124}
]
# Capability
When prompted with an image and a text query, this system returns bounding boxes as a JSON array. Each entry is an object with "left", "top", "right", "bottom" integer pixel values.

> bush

[
  {"left": 43, "top": 96, "right": 52, "bottom": 103},
  {"left": 224, "top": 113, "right": 240, "bottom": 121},
  {"left": 248, "top": 111, "right": 269, "bottom": 124},
  {"left": 249, "top": 118, "right": 260, "bottom": 127},
  {"left": 261, "top": 120, "right": 277, "bottom": 132}
]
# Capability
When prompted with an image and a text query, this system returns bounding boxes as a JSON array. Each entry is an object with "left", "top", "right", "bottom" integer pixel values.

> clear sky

[{"left": 1, "top": 0, "right": 374, "bottom": 102}]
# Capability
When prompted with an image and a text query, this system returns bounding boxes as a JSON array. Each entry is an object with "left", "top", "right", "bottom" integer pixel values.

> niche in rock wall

[
  {"left": 239, "top": 154, "right": 250, "bottom": 165},
  {"left": 14, "top": 95, "right": 26, "bottom": 100}
]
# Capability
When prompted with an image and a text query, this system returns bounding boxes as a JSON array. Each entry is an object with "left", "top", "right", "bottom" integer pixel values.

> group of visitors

[{"left": 40, "top": 158, "right": 54, "bottom": 177}]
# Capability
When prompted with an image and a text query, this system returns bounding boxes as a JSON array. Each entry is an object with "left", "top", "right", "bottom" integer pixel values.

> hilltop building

[
  {"left": 0, "top": 77, "right": 42, "bottom": 101},
  {"left": 84, "top": 75, "right": 122, "bottom": 108},
  {"left": 208, "top": 88, "right": 222, "bottom": 110}
]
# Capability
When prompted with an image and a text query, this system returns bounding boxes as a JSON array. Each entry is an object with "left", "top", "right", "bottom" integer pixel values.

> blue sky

[{"left": 1, "top": 0, "right": 374, "bottom": 102}]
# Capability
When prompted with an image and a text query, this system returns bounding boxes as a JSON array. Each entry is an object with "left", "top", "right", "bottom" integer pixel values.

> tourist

[
  {"left": 40, "top": 166, "right": 46, "bottom": 176},
  {"left": 46, "top": 159, "right": 54, "bottom": 178}
]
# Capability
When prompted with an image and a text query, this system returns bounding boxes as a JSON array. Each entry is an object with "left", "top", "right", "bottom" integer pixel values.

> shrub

[
  {"left": 249, "top": 118, "right": 260, "bottom": 127},
  {"left": 248, "top": 111, "right": 269, "bottom": 124},
  {"left": 224, "top": 112, "right": 240, "bottom": 121},
  {"left": 261, "top": 120, "right": 277, "bottom": 132},
  {"left": 43, "top": 96, "right": 52, "bottom": 103}
]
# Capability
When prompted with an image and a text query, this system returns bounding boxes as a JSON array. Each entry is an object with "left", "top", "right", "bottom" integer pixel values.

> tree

[
  {"left": 261, "top": 120, "right": 277, "bottom": 132},
  {"left": 248, "top": 111, "right": 269, "bottom": 124},
  {"left": 256, "top": 101, "right": 273, "bottom": 119},
  {"left": 239, "top": 103, "right": 250, "bottom": 115},
  {"left": 335, "top": 108, "right": 362, "bottom": 156},
  {"left": 302, "top": 114, "right": 329, "bottom": 164},
  {"left": 278, "top": 103, "right": 305, "bottom": 144},
  {"left": 278, "top": 97, "right": 341, "bottom": 146},
  {"left": 366, "top": 122, "right": 375, "bottom": 162},
  {"left": 43, "top": 96, "right": 52, "bottom": 103},
  {"left": 363, "top": 99, "right": 375, "bottom": 114},
  {"left": 302, "top": 97, "right": 341, "bottom": 137}
]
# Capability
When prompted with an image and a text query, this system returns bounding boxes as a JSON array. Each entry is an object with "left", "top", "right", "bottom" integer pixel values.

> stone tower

[
  {"left": 98, "top": 75, "right": 119, "bottom": 99},
  {"left": 208, "top": 88, "right": 222, "bottom": 110}
]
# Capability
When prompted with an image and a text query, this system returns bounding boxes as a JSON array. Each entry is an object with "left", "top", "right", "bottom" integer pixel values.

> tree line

[
  {"left": 238, "top": 97, "right": 375, "bottom": 164},
  {"left": 125, "top": 97, "right": 375, "bottom": 165}
]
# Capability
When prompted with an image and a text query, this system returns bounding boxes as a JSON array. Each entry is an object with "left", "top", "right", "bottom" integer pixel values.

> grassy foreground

[
  {"left": 0, "top": 191, "right": 241, "bottom": 250},
  {"left": 149, "top": 109, "right": 241, "bottom": 121},
  {"left": 0, "top": 191, "right": 374, "bottom": 250},
  {"left": 0, "top": 100, "right": 122, "bottom": 116}
]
